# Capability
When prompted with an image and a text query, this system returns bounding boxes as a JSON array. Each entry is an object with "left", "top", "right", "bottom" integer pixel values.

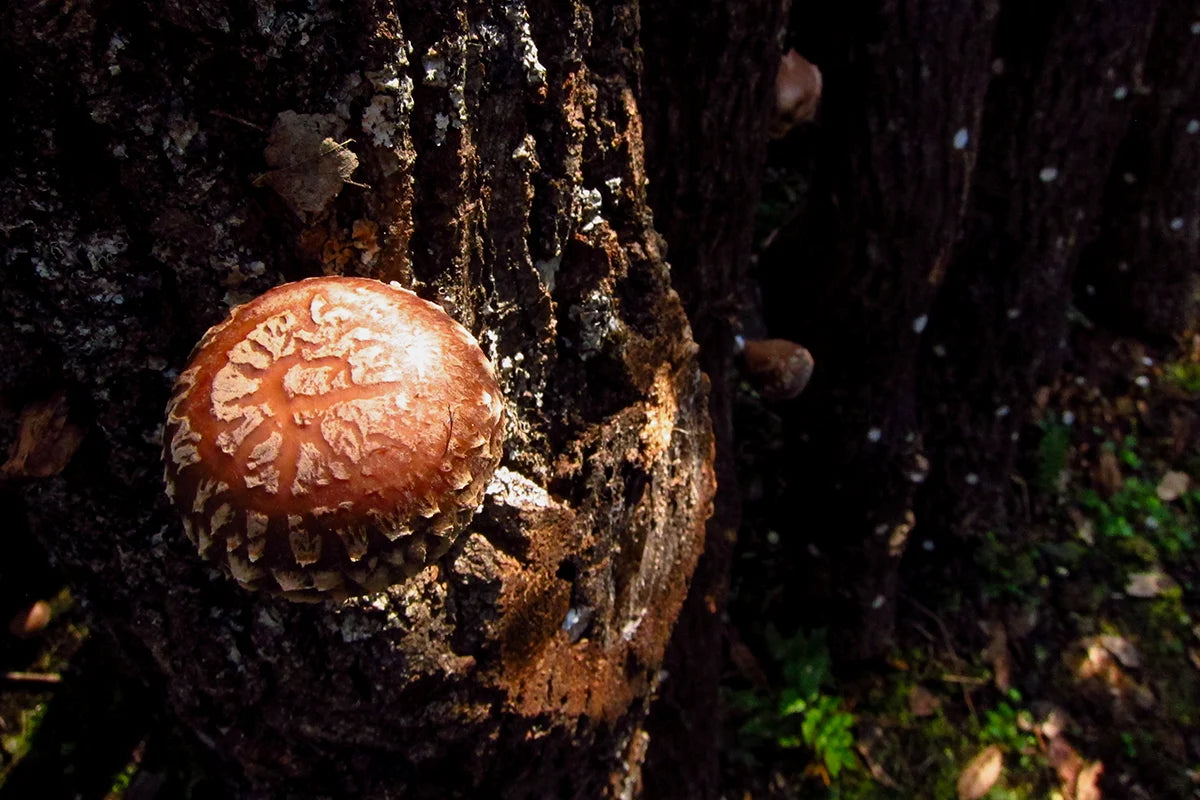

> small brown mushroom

[
  {"left": 8, "top": 600, "right": 52, "bottom": 639},
  {"left": 770, "top": 49, "right": 823, "bottom": 138},
  {"left": 739, "top": 338, "right": 814, "bottom": 400},
  {"left": 163, "top": 277, "right": 506, "bottom": 601}
]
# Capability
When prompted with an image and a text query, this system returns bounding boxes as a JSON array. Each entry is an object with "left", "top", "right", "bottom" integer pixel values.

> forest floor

[{"left": 721, "top": 321, "right": 1200, "bottom": 799}]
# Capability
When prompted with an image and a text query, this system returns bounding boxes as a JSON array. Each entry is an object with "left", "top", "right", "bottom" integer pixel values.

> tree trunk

[
  {"left": 757, "top": 0, "right": 1186, "bottom": 660},
  {"left": 0, "top": 2, "right": 727, "bottom": 796},
  {"left": 638, "top": 2, "right": 786, "bottom": 796}
]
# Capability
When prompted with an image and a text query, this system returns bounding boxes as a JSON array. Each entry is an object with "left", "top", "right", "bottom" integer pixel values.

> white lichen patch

[
  {"left": 569, "top": 290, "right": 621, "bottom": 359},
  {"left": 486, "top": 466, "right": 554, "bottom": 510},
  {"left": 502, "top": 2, "right": 547, "bottom": 89},
  {"left": 574, "top": 186, "right": 604, "bottom": 233}
]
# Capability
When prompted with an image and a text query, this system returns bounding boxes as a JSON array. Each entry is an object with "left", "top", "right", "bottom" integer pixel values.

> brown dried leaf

[
  {"left": 0, "top": 392, "right": 84, "bottom": 480},
  {"left": 1075, "top": 760, "right": 1103, "bottom": 800},
  {"left": 907, "top": 685, "right": 940, "bottom": 717},
  {"left": 1156, "top": 470, "right": 1190, "bottom": 501},
  {"left": 1046, "top": 734, "right": 1084, "bottom": 792},
  {"left": 1097, "top": 634, "right": 1142, "bottom": 669},
  {"left": 1125, "top": 568, "right": 1179, "bottom": 598},
  {"left": 957, "top": 745, "right": 1003, "bottom": 800},
  {"left": 257, "top": 111, "right": 360, "bottom": 220}
]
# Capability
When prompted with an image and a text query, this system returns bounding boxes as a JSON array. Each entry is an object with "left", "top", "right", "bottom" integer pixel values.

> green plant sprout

[{"left": 729, "top": 628, "right": 859, "bottom": 780}]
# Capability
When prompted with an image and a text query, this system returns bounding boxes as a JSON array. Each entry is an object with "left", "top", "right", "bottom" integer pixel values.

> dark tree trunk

[
  {"left": 0, "top": 2, "right": 758, "bottom": 796},
  {"left": 757, "top": 0, "right": 1193, "bottom": 661},
  {"left": 637, "top": 2, "right": 786, "bottom": 796},
  {"left": 1075, "top": 1, "right": 1200, "bottom": 342}
]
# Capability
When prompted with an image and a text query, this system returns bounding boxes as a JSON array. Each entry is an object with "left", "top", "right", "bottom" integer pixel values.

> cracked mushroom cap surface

[{"left": 163, "top": 277, "right": 506, "bottom": 601}]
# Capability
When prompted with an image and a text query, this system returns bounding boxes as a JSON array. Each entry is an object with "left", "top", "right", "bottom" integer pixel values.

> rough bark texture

[
  {"left": 638, "top": 1, "right": 786, "bottom": 796},
  {"left": 1075, "top": 2, "right": 1200, "bottom": 342},
  {"left": 0, "top": 2, "right": 719, "bottom": 796}
]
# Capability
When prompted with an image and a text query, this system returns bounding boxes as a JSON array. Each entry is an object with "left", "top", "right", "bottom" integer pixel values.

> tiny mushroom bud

[
  {"left": 770, "top": 49, "right": 823, "bottom": 138},
  {"left": 740, "top": 338, "right": 815, "bottom": 400},
  {"left": 163, "top": 277, "right": 506, "bottom": 601}
]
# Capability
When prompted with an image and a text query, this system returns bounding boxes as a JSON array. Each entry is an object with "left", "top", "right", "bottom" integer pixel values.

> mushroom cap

[
  {"left": 163, "top": 277, "right": 505, "bottom": 601},
  {"left": 740, "top": 338, "right": 814, "bottom": 400}
]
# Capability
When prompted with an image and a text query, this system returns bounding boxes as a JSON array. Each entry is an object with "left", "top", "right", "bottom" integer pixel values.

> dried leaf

[
  {"left": 0, "top": 392, "right": 84, "bottom": 480},
  {"left": 1097, "top": 634, "right": 1142, "bottom": 669},
  {"left": 1046, "top": 734, "right": 1084, "bottom": 793},
  {"left": 1156, "top": 470, "right": 1190, "bottom": 501},
  {"left": 1125, "top": 568, "right": 1179, "bottom": 598},
  {"left": 257, "top": 111, "right": 360, "bottom": 220},
  {"left": 957, "top": 745, "right": 1003, "bottom": 800},
  {"left": 1075, "top": 760, "right": 1103, "bottom": 800},
  {"left": 907, "top": 685, "right": 940, "bottom": 717}
]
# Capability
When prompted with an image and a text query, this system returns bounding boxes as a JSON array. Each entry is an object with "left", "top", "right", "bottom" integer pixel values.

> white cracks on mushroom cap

[{"left": 162, "top": 277, "right": 506, "bottom": 601}]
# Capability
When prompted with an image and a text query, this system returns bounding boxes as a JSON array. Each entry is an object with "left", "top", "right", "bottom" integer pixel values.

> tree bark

[
  {"left": 638, "top": 1, "right": 786, "bottom": 796},
  {"left": 0, "top": 2, "right": 721, "bottom": 796},
  {"left": 758, "top": 0, "right": 1183, "bottom": 660},
  {"left": 1075, "top": 1, "right": 1200, "bottom": 342}
]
